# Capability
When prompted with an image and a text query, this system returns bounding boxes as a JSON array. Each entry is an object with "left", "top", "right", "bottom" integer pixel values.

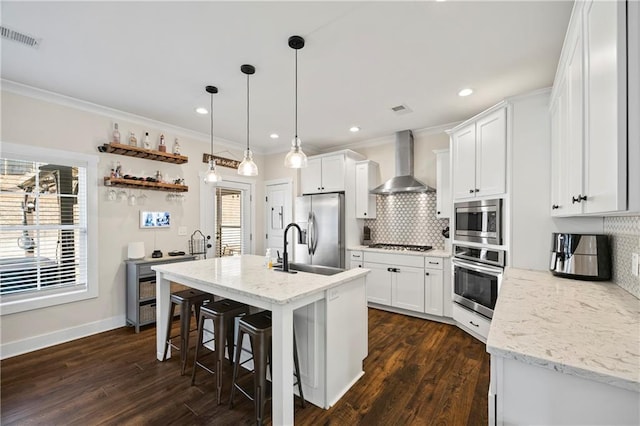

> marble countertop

[
  {"left": 487, "top": 267, "right": 640, "bottom": 392},
  {"left": 348, "top": 245, "right": 451, "bottom": 258},
  {"left": 152, "top": 254, "right": 369, "bottom": 306}
]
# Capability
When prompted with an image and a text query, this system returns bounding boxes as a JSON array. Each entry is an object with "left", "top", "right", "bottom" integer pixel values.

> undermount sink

[{"left": 274, "top": 262, "right": 345, "bottom": 276}]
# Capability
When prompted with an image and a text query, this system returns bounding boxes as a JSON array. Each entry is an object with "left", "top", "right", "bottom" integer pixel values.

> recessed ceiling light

[
  {"left": 458, "top": 88, "right": 473, "bottom": 97},
  {"left": 195, "top": 107, "right": 208, "bottom": 115},
  {"left": 349, "top": 126, "right": 360, "bottom": 133},
  {"left": 270, "top": 133, "right": 279, "bottom": 139}
]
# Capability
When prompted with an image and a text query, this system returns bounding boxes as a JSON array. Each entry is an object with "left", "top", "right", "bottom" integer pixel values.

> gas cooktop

[{"left": 367, "top": 243, "right": 433, "bottom": 252}]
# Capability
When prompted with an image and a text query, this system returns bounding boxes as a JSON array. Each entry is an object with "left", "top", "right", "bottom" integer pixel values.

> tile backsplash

[
  {"left": 604, "top": 215, "right": 640, "bottom": 299},
  {"left": 364, "top": 192, "right": 449, "bottom": 250}
]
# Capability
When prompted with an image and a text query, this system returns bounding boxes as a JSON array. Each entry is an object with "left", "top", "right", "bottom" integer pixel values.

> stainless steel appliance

[
  {"left": 454, "top": 198, "right": 503, "bottom": 245},
  {"left": 452, "top": 244, "right": 505, "bottom": 319},
  {"left": 550, "top": 233, "right": 611, "bottom": 281},
  {"left": 368, "top": 243, "right": 432, "bottom": 253},
  {"left": 294, "top": 193, "right": 345, "bottom": 268}
]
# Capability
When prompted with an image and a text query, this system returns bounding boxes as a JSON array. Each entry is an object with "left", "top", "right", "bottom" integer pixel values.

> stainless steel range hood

[{"left": 370, "top": 130, "right": 435, "bottom": 194}]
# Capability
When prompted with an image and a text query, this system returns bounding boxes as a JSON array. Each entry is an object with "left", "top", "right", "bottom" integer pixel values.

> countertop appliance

[
  {"left": 367, "top": 243, "right": 432, "bottom": 253},
  {"left": 294, "top": 193, "right": 345, "bottom": 268},
  {"left": 452, "top": 244, "right": 505, "bottom": 319},
  {"left": 550, "top": 233, "right": 611, "bottom": 280},
  {"left": 454, "top": 198, "right": 502, "bottom": 245}
]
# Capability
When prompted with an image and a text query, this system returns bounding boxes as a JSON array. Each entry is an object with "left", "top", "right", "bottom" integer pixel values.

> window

[{"left": 0, "top": 143, "right": 98, "bottom": 315}]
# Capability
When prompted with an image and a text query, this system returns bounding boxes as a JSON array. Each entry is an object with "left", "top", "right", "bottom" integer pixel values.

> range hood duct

[{"left": 370, "top": 130, "right": 435, "bottom": 194}]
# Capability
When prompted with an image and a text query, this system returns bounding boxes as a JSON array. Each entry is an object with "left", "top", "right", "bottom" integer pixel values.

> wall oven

[
  {"left": 453, "top": 198, "right": 503, "bottom": 245},
  {"left": 452, "top": 244, "right": 505, "bottom": 319}
]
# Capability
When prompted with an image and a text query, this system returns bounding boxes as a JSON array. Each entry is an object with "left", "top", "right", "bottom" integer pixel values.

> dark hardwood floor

[{"left": 1, "top": 308, "right": 490, "bottom": 425}]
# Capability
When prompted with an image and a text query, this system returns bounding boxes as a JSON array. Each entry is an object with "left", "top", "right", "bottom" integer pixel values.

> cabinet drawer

[
  {"left": 139, "top": 303, "right": 156, "bottom": 324},
  {"left": 424, "top": 257, "right": 443, "bottom": 269},
  {"left": 453, "top": 303, "right": 491, "bottom": 340},
  {"left": 138, "top": 264, "right": 155, "bottom": 277},
  {"left": 364, "top": 252, "right": 424, "bottom": 268},
  {"left": 140, "top": 280, "right": 155, "bottom": 299},
  {"left": 349, "top": 251, "right": 364, "bottom": 261}
]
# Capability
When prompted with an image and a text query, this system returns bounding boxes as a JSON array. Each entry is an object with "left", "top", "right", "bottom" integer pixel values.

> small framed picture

[{"left": 140, "top": 211, "right": 171, "bottom": 228}]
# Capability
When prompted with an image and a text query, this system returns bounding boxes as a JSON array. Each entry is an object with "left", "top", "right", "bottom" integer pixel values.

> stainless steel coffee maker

[{"left": 550, "top": 233, "right": 611, "bottom": 281}]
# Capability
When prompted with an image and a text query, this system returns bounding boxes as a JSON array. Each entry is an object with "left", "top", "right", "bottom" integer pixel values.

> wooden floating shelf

[
  {"left": 99, "top": 143, "right": 188, "bottom": 164},
  {"left": 104, "top": 177, "right": 189, "bottom": 192}
]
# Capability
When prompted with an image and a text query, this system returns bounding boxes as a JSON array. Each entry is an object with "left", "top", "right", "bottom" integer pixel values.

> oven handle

[{"left": 452, "top": 258, "right": 504, "bottom": 276}]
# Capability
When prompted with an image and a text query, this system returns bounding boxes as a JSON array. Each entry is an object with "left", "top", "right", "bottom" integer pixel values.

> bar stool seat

[
  {"left": 161, "top": 289, "right": 213, "bottom": 375},
  {"left": 229, "top": 310, "right": 305, "bottom": 425},
  {"left": 191, "top": 298, "right": 250, "bottom": 404}
]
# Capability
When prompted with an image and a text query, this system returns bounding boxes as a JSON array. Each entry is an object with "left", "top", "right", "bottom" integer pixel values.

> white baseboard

[{"left": 0, "top": 315, "right": 127, "bottom": 360}]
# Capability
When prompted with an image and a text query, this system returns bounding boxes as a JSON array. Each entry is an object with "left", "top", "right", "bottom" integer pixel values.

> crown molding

[{"left": 0, "top": 79, "right": 261, "bottom": 154}]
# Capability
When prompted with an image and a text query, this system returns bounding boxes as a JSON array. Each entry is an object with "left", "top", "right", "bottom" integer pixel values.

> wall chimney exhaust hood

[{"left": 370, "top": 130, "right": 435, "bottom": 194}]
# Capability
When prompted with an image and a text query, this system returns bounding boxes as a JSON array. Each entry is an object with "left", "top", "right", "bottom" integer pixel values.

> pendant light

[
  {"left": 238, "top": 64, "right": 259, "bottom": 176},
  {"left": 203, "top": 85, "right": 222, "bottom": 184},
  {"left": 284, "top": 35, "right": 308, "bottom": 169}
]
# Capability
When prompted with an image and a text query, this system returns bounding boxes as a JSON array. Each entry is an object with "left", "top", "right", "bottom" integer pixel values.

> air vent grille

[
  {"left": 1, "top": 26, "right": 41, "bottom": 48},
  {"left": 390, "top": 104, "right": 413, "bottom": 115}
]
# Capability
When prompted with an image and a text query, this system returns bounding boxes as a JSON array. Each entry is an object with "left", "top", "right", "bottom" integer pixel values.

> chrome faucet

[{"left": 282, "top": 223, "right": 304, "bottom": 273}]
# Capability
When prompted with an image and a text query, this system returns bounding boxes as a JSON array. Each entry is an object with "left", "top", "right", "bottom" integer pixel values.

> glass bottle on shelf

[
  {"left": 112, "top": 123, "right": 121, "bottom": 144},
  {"left": 129, "top": 131, "right": 137, "bottom": 147},
  {"left": 158, "top": 134, "right": 166, "bottom": 152},
  {"left": 143, "top": 132, "right": 151, "bottom": 149},
  {"left": 173, "top": 138, "right": 181, "bottom": 155}
]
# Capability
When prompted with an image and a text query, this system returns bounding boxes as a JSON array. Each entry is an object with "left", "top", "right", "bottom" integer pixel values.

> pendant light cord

[
  {"left": 295, "top": 49, "right": 298, "bottom": 140},
  {"left": 246, "top": 73, "right": 250, "bottom": 151},
  {"left": 210, "top": 92, "right": 214, "bottom": 158}
]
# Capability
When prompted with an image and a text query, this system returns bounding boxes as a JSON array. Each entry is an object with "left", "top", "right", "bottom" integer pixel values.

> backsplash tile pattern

[
  {"left": 604, "top": 216, "right": 640, "bottom": 299},
  {"left": 364, "top": 192, "right": 448, "bottom": 250}
]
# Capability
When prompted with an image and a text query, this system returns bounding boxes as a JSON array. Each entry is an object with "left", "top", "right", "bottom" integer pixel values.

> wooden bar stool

[
  {"left": 229, "top": 311, "right": 305, "bottom": 425},
  {"left": 161, "top": 288, "right": 213, "bottom": 375},
  {"left": 191, "top": 298, "right": 250, "bottom": 404}
]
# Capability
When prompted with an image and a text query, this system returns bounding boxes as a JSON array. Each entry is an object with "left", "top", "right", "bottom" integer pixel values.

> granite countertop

[
  {"left": 348, "top": 245, "right": 451, "bottom": 258},
  {"left": 487, "top": 267, "right": 640, "bottom": 392},
  {"left": 152, "top": 254, "right": 369, "bottom": 305}
]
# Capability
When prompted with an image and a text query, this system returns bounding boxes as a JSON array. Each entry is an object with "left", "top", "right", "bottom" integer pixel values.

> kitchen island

[
  {"left": 487, "top": 268, "right": 640, "bottom": 425},
  {"left": 152, "top": 255, "right": 369, "bottom": 425}
]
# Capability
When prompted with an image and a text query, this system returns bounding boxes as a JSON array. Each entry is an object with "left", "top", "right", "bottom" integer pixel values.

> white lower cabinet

[
  {"left": 424, "top": 267, "right": 444, "bottom": 317},
  {"left": 348, "top": 250, "right": 363, "bottom": 269},
  {"left": 452, "top": 303, "right": 491, "bottom": 341},
  {"left": 364, "top": 261, "right": 392, "bottom": 305},
  {"left": 391, "top": 265, "right": 424, "bottom": 312}
]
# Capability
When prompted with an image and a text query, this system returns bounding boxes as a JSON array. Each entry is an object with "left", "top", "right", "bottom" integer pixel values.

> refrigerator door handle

[{"left": 307, "top": 212, "right": 313, "bottom": 256}]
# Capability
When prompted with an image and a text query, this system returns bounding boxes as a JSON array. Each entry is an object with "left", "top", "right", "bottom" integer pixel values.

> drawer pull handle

[
  {"left": 469, "top": 321, "right": 479, "bottom": 328},
  {"left": 428, "top": 261, "right": 439, "bottom": 265},
  {"left": 353, "top": 254, "right": 361, "bottom": 258}
]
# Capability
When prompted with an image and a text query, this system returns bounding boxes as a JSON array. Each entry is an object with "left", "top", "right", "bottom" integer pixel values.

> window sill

[{"left": 0, "top": 284, "right": 98, "bottom": 315}]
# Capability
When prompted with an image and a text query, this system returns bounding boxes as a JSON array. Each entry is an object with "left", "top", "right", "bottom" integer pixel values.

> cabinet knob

[
  {"left": 363, "top": 212, "right": 367, "bottom": 216},
  {"left": 437, "top": 211, "right": 441, "bottom": 215},
  {"left": 552, "top": 204, "right": 559, "bottom": 210},
  {"left": 469, "top": 189, "right": 474, "bottom": 194},
  {"left": 321, "top": 187, "right": 325, "bottom": 190},
  {"left": 425, "top": 272, "right": 430, "bottom": 276},
  {"left": 475, "top": 188, "right": 480, "bottom": 192},
  {"left": 571, "top": 195, "right": 587, "bottom": 204},
  {"left": 317, "top": 187, "right": 321, "bottom": 190}
]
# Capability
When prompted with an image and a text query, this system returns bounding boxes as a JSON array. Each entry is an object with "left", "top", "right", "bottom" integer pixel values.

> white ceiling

[{"left": 1, "top": 1, "right": 573, "bottom": 154}]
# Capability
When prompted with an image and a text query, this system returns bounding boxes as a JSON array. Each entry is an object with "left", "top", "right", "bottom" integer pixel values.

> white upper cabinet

[
  {"left": 434, "top": 149, "right": 451, "bottom": 219},
  {"left": 451, "top": 107, "right": 507, "bottom": 201},
  {"left": 550, "top": 0, "right": 637, "bottom": 216},
  {"left": 355, "top": 160, "right": 379, "bottom": 219},
  {"left": 300, "top": 154, "right": 345, "bottom": 194}
]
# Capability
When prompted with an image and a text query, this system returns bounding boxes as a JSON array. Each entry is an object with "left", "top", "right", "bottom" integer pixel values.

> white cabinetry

[
  {"left": 364, "top": 261, "right": 392, "bottom": 305},
  {"left": 424, "top": 257, "right": 444, "bottom": 316},
  {"left": 451, "top": 107, "right": 506, "bottom": 201},
  {"left": 364, "top": 252, "right": 425, "bottom": 312},
  {"left": 550, "top": 0, "right": 638, "bottom": 215},
  {"left": 348, "top": 250, "right": 363, "bottom": 269},
  {"left": 433, "top": 149, "right": 451, "bottom": 219},
  {"left": 391, "top": 265, "right": 425, "bottom": 313},
  {"left": 301, "top": 154, "right": 345, "bottom": 194},
  {"left": 355, "top": 160, "right": 378, "bottom": 219}
]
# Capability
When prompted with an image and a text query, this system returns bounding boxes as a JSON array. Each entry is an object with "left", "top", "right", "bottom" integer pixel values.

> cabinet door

[
  {"left": 355, "top": 162, "right": 377, "bottom": 218},
  {"left": 476, "top": 108, "right": 506, "bottom": 198},
  {"left": 320, "top": 155, "right": 345, "bottom": 193},
  {"left": 435, "top": 150, "right": 451, "bottom": 219},
  {"left": 550, "top": 79, "right": 569, "bottom": 216},
  {"left": 392, "top": 265, "right": 424, "bottom": 313},
  {"left": 349, "top": 260, "right": 363, "bottom": 269},
  {"left": 364, "top": 262, "right": 392, "bottom": 305},
  {"left": 452, "top": 124, "right": 477, "bottom": 200},
  {"left": 583, "top": 0, "right": 627, "bottom": 213},
  {"left": 565, "top": 21, "right": 585, "bottom": 216},
  {"left": 300, "top": 158, "right": 323, "bottom": 194},
  {"left": 424, "top": 268, "right": 443, "bottom": 316}
]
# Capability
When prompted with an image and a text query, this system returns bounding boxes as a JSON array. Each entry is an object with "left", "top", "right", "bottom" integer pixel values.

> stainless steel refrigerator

[{"left": 294, "top": 193, "right": 345, "bottom": 268}]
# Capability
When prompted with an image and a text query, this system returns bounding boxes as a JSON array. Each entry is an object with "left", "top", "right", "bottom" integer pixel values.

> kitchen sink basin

[{"left": 273, "top": 262, "right": 345, "bottom": 276}]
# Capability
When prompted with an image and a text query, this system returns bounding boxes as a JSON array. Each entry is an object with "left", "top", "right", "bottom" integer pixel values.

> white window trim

[{"left": 0, "top": 142, "right": 99, "bottom": 315}]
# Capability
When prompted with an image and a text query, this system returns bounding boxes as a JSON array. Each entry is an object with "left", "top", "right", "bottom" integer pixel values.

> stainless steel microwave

[{"left": 453, "top": 199, "right": 503, "bottom": 245}]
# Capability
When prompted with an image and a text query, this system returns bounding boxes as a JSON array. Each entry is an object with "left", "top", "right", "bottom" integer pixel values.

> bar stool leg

[
  {"left": 190, "top": 310, "right": 206, "bottom": 385},
  {"left": 293, "top": 332, "right": 305, "bottom": 408},
  {"left": 254, "top": 334, "right": 268, "bottom": 426},
  {"left": 179, "top": 301, "right": 191, "bottom": 375},
  {"left": 214, "top": 313, "right": 225, "bottom": 405},
  {"left": 229, "top": 328, "right": 245, "bottom": 408},
  {"left": 162, "top": 302, "right": 177, "bottom": 362}
]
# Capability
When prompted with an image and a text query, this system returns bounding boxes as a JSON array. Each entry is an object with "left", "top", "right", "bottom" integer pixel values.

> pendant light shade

[
  {"left": 204, "top": 85, "right": 222, "bottom": 184},
  {"left": 238, "top": 64, "right": 259, "bottom": 176},
  {"left": 284, "top": 35, "right": 308, "bottom": 169}
]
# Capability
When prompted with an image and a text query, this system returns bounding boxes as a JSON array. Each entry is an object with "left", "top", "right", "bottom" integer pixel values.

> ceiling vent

[
  {"left": 1, "top": 26, "right": 41, "bottom": 49},
  {"left": 390, "top": 104, "right": 413, "bottom": 115}
]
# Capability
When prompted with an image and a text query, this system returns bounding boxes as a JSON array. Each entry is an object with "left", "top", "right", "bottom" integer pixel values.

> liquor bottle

[
  {"left": 173, "top": 138, "right": 181, "bottom": 155},
  {"left": 143, "top": 132, "right": 151, "bottom": 149},
  {"left": 158, "top": 134, "right": 166, "bottom": 152},
  {"left": 112, "top": 123, "right": 121, "bottom": 143},
  {"left": 129, "top": 131, "right": 137, "bottom": 147}
]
